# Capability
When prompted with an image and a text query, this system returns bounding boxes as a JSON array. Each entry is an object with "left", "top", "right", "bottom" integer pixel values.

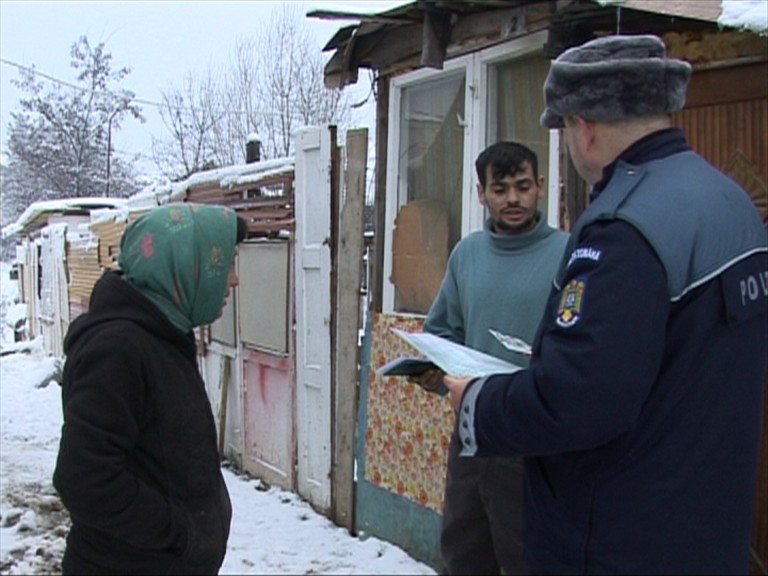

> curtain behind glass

[
  {"left": 400, "top": 72, "right": 465, "bottom": 248},
  {"left": 488, "top": 54, "right": 551, "bottom": 217},
  {"left": 393, "top": 73, "right": 466, "bottom": 313}
]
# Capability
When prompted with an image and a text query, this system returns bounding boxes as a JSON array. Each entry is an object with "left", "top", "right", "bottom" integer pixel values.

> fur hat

[{"left": 540, "top": 35, "right": 692, "bottom": 128}]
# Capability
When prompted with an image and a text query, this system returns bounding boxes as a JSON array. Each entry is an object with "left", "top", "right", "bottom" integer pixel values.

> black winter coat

[{"left": 53, "top": 271, "right": 232, "bottom": 575}]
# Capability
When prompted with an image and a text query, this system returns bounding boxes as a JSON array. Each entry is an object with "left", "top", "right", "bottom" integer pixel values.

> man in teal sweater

[{"left": 413, "top": 141, "right": 568, "bottom": 574}]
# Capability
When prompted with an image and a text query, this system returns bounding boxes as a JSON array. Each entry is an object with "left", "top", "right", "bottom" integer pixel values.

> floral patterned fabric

[{"left": 365, "top": 313, "right": 454, "bottom": 513}]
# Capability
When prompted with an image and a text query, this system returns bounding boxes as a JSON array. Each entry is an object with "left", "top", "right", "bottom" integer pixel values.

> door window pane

[
  {"left": 487, "top": 54, "right": 551, "bottom": 218},
  {"left": 392, "top": 72, "right": 466, "bottom": 314}
]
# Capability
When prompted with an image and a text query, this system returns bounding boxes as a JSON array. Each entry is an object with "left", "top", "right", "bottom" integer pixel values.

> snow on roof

[
  {"left": 307, "top": 1, "right": 412, "bottom": 17},
  {"left": 125, "top": 181, "right": 183, "bottom": 210},
  {"left": 2, "top": 197, "right": 127, "bottom": 239},
  {"left": 125, "top": 156, "right": 295, "bottom": 209},
  {"left": 719, "top": 0, "right": 768, "bottom": 34},
  {"left": 595, "top": 0, "right": 767, "bottom": 33},
  {"left": 88, "top": 205, "right": 132, "bottom": 226},
  {"left": 219, "top": 164, "right": 295, "bottom": 189},
  {"left": 185, "top": 157, "right": 294, "bottom": 189}
]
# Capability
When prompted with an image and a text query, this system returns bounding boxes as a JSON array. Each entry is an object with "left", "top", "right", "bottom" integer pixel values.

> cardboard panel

[
  {"left": 238, "top": 241, "right": 289, "bottom": 353},
  {"left": 390, "top": 200, "right": 449, "bottom": 314}
]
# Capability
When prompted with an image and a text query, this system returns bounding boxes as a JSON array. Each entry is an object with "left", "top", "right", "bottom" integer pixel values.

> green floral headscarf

[{"left": 118, "top": 203, "right": 238, "bottom": 334}]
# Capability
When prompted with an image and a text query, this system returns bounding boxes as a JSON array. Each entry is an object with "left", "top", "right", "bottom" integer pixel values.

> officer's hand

[
  {"left": 407, "top": 368, "right": 446, "bottom": 393},
  {"left": 444, "top": 375, "right": 473, "bottom": 413}
]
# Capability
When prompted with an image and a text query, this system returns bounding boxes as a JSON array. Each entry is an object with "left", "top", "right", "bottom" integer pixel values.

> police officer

[{"left": 444, "top": 34, "right": 768, "bottom": 574}]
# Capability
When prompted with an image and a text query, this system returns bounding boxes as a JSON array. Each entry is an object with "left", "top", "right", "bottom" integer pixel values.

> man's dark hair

[{"left": 475, "top": 141, "right": 539, "bottom": 188}]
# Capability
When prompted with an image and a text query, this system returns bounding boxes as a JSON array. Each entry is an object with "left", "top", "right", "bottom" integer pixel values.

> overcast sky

[{"left": 0, "top": 1, "right": 408, "bottom": 175}]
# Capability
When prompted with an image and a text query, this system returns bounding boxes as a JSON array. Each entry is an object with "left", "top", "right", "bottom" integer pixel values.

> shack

[
  {"left": 311, "top": 0, "right": 768, "bottom": 570},
  {"left": 2, "top": 125, "right": 371, "bottom": 530},
  {"left": 1, "top": 198, "right": 127, "bottom": 357}
]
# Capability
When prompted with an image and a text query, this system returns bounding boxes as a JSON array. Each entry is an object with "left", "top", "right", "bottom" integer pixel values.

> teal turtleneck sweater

[{"left": 424, "top": 214, "right": 569, "bottom": 367}]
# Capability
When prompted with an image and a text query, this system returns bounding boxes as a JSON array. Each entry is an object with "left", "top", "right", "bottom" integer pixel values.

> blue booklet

[
  {"left": 376, "top": 329, "right": 522, "bottom": 379},
  {"left": 376, "top": 356, "right": 448, "bottom": 396},
  {"left": 377, "top": 357, "right": 438, "bottom": 377}
]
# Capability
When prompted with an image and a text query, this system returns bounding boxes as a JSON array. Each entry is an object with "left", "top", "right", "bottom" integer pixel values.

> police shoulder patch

[
  {"left": 567, "top": 246, "right": 603, "bottom": 269},
  {"left": 556, "top": 277, "right": 587, "bottom": 328}
]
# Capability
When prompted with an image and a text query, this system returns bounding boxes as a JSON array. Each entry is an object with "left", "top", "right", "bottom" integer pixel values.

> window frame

[{"left": 382, "top": 30, "right": 559, "bottom": 314}]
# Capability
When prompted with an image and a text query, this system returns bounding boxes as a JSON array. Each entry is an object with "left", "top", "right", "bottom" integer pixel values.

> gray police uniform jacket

[
  {"left": 459, "top": 147, "right": 768, "bottom": 574},
  {"left": 560, "top": 151, "right": 766, "bottom": 302}
]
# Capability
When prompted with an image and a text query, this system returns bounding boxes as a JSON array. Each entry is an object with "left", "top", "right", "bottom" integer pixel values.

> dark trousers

[{"left": 440, "top": 425, "right": 526, "bottom": 575}]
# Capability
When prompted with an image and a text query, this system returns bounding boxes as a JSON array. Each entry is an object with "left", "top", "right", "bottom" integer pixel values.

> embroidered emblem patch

[{"left": 556, "top": 278, "right": 586, "bottom": 328}]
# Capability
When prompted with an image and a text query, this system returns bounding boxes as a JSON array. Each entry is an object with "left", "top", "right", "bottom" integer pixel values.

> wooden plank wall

[
  {"left": 75, "top": 170, "right": 295, "bottom": 312},
  {"left": 66, "top": 239, "right": 101, "bottom": 318},
  {"left": 185, "top": 173, "right": 295, "bottom": 237},
  {"left": 90, "top": 219, "right": 128, "bottom": 271}
]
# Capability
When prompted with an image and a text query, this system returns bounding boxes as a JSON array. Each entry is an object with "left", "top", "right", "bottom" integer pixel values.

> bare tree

[
  {"left": 243, "top": 3, "right": 351, "bottom": 159},
  {"left": 152, "top": 72, "right": 226, "bottom": 179},
  {"left": 154, "top": 3, "right": 351, "bottom": 179}
]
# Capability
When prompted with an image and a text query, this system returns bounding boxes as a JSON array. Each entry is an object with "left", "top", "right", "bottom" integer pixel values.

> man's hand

[
  {"left": 444, "top": 375, "right": 474, "bottom": 412},
  {"left": 407, "top": 368, "right": 446, "bottom": 393}
]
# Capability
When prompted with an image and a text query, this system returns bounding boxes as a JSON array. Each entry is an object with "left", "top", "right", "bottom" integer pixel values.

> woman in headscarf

[{"left": 53, "top": 203, "right": 247, "bottom": 575}]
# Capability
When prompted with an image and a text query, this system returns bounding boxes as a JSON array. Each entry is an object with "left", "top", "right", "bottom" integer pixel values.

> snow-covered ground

[{"left": 0, "top": 262, "right": 435, "bottom": 575}]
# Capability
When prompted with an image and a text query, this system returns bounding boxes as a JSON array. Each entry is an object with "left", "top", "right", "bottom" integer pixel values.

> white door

[{"left": 293, "top": 126, "right": 332, "bottom": 511}]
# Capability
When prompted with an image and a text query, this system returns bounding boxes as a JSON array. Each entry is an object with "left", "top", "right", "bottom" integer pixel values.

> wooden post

[
  {"left": 218, "top": 356, "right": 231, "bottom": 459},
  {"left": 332, "top": 128, "right": 368, "bottom": 532},
  {"left": 372, "top": 74, "right": 389, "bottom": 313}
]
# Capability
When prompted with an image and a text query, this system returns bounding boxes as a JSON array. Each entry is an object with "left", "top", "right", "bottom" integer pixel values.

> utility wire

[
  {"left": 0, "top": 57, "right": 318, "bottom": 118},
  {"left": 1, "top": 57, "right": 162, "bottom": 109},
  {"left": 1, "top": 56, "right": 360, "bottom": 167}
]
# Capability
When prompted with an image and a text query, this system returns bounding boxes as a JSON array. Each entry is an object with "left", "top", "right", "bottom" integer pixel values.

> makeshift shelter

[
  {"left": 1, "top": 198, "right": 128, "bottom": 357},
  {"left": 2, "top": 126, "right": 372, "bottom": 532},
  {"left": 311, "top": 0, "right": 768, "bottom": 569}
]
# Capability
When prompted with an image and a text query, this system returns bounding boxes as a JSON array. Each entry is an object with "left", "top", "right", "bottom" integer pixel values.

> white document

[
  {"left": 488, "top": 328, "right": 532, "bottom": 356},
  {"left": 392, "top": 329, "right": 522, "bottom": 378}
]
